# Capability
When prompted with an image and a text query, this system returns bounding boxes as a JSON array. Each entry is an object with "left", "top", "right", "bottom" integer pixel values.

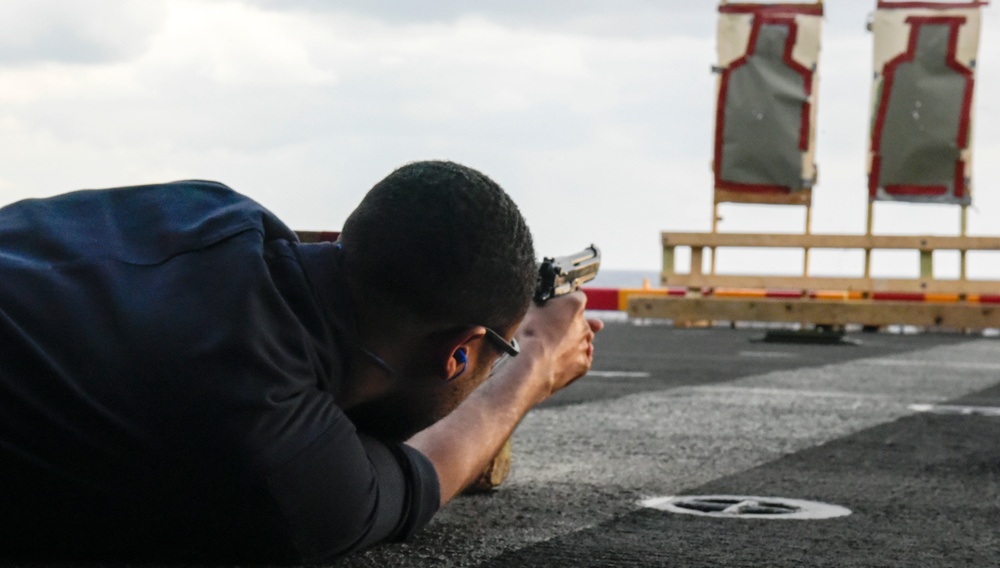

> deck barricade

[{"left": 626, "top": 232, "right": 1000, "bottom": 330}]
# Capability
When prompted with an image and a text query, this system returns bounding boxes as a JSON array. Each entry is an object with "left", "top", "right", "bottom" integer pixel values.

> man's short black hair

[{"left": 340, "top": 161, "right": 536, "bottom": 332}]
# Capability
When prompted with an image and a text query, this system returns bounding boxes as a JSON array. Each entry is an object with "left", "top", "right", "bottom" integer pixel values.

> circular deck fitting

[
  {"left": 640, "top": 495, "right": 852, "bottom": 520},
  {"left": 909, "top": 404, "right": 1000, "bottom": 417}
]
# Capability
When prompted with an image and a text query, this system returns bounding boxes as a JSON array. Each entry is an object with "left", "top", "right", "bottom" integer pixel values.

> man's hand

[
  {"left": 406, "top": 292, "right": 603, "bottom": 505},
  {"left": 510, "top": 291, "right": 605, "bottom": 406}
]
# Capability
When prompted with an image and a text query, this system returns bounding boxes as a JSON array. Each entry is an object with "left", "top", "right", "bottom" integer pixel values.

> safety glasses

[{"left": 483, "top": 327, "right": 519, "bottom": 357}]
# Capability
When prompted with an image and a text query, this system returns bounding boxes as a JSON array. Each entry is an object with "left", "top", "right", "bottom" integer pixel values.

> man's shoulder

[{"left": 0, "top": 180, "right": 295, "bottom": 264}]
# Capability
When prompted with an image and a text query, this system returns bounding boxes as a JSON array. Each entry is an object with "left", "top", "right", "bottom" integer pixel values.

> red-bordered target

[
  {"left": 867, "top": 1, "right": 986, "bottom": 204},
  {"left": 714, "top": 3, "right": 823, "bottom": 202}
]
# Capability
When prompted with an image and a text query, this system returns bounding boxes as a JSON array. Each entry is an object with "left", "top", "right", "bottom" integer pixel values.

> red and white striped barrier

[{"left": 582, "top": 287, "right": 1000, "bottom": 311}]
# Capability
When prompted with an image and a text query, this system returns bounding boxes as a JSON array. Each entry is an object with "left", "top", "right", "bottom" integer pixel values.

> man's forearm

[
  {"left": 406, "top": 292, "right": 599, "bottom": 506},
  {"left": 405, "top": 353, "right": 547, "bottom": 506}
]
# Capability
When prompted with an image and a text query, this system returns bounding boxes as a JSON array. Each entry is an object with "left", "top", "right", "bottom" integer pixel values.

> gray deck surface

[
  {"left": 334, "top": 323, "right": 1000, "bottom": 567},
  {"left": 6, "top": 323, "right": 994, "bottom": 566}
]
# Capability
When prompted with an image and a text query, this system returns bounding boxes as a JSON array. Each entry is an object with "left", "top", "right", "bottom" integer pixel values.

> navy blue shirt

[{"left": 0, "top": 181, "right": 439, "bottom": 562}]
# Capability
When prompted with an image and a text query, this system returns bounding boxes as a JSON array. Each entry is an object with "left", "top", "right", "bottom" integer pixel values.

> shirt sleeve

[
  {"left": 264, "top": 421, "right": 440, "bottom": 563},
  {"left": 356, "top": 436, "right": 441, "bottom": 547}
]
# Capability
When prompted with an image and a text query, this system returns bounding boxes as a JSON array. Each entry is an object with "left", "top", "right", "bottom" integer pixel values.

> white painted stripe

[
  {"left": 692, "top": 385, "right": 904, "bottom": 401},
  {"left": 738, "top": 351, "right": 797, "bottom": 359},
  {"left": 587, "top": 371, "right": 651, "bottom": 378},
  {"left": 909, "top": 404, "right": 1000, "bottom": 417},
  {"left": 862, "top": 358, "right": 1000, "bottom": 372}
]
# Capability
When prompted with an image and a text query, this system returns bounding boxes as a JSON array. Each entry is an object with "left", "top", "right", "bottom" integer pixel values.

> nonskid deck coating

[{"left": 333, "top": 326, "right": 998, "bottom": 567}]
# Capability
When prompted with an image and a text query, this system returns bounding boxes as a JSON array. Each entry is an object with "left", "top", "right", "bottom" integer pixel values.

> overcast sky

[{"left": 1, "top": 0, "right": 998, "bottom": 278}]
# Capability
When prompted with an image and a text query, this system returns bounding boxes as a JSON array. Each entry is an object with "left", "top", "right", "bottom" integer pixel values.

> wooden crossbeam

[
  {"left": 662, "top": 232, "right": 1000, "bottom": 251},
  {"left": 628, "top": 296, "right": 1000, "bottom": 330},
  {"left": 660, "top": 274, "right": 1000, "bottom": 295},
  {"left": 714, "top": 189, "right": 812, "bottom": 206}
]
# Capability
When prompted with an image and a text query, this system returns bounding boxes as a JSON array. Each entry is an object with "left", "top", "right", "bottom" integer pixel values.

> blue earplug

[{"left": 448, "top": 349, "right": 468, "bottom": 381}]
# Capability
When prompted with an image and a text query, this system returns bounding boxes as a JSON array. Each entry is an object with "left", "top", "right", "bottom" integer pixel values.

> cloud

[
  {"left": 0, "top": 0, "right": 167, "bottom": 65},
  {"left": 1, "top": 0, "right": 998, "bottom": 272},
  {"left": 144, "top": 0, "right": 334, "bottom": 86},
  {"left": 230, "top": 0, "right": 713, "bottom": 38}
]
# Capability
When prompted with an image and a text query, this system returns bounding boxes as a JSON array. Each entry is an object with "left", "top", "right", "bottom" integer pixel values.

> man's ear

[{"left": 439, "top": 326, "right": 487, "bottom": 381}]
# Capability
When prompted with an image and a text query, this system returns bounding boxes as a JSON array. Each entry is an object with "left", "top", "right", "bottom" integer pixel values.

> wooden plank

[
  {"left": 660, "top": 232, "right": 1000, "bottom": 250},
  {"left": 628, "top": 296, "right": 1000, "bottom": 330},
  {"left": 660, "top": 273, "right": 1000, "bottom": 295},
  {"left": 714, "top": 189, "right": 812, "bottom": 206}
]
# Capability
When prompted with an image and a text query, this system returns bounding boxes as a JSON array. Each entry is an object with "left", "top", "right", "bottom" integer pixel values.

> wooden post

[
  {"left": 960, "top": 204, "right": 970, "bottom": 334},
  {"left": 960, "top": 205, "right": 968, "bottom": 281},
  {"left": 691, "top": 247, "right": 705, "bottom": 277},
  {"left": 710, "top": 202, "right": 720, "bottom": 275},
  {"left": 864, "top": 201, "right": 874, "bottom": 279},
  {"left": 663, "top": 245, "right": 676, "bottom": 279},
  {"left": 803, "top": 203, "right": 813, "bottom": 277},
  {"left": 919, "top": 249, "right": 933, "bottom": 279}
]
